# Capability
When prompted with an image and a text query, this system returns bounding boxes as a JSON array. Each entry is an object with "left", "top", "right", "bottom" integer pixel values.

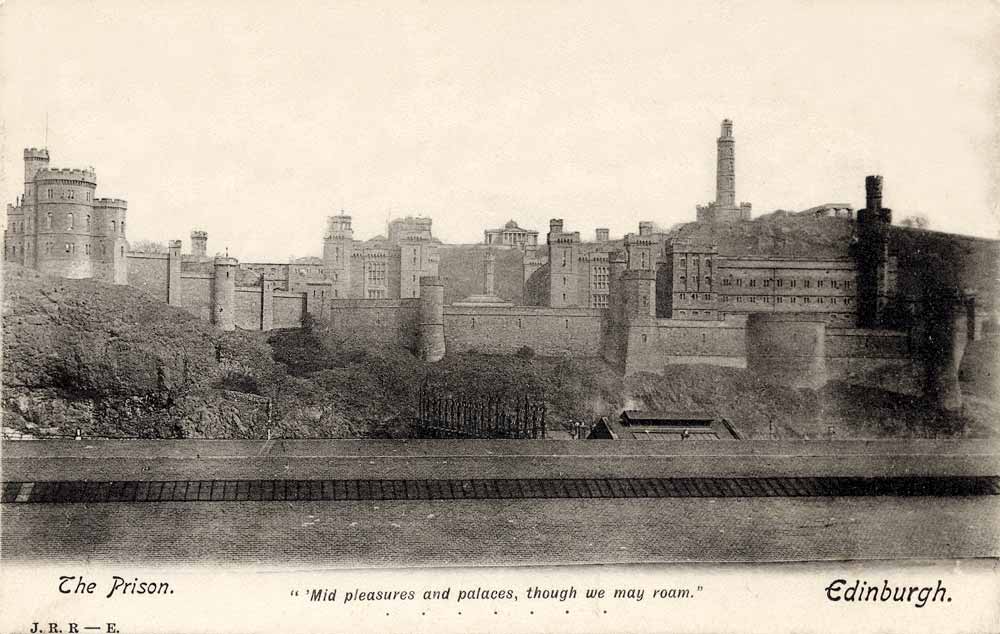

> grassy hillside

[{"left": 673, "top": 212, "right": 856, "bottom": 258}]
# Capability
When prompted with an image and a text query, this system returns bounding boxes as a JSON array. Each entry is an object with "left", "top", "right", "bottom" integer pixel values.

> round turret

[
  {"left": 33, "top": 168, "right": 98, "bottom": 279},
  {"left": 417, "top": 276, "right": 445, "bottom": 362},
  {"left": 190, "top": 230, "right": 208, "bottom": 257},
  {"left": 213, "top": 256, "right": 238, "bottom": 331}
]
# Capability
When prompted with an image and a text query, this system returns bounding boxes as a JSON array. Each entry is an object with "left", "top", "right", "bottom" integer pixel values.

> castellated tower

[
  {"left": 547, "top": 219, "right": 582, "bottom": 307},
  {"left": 191, "top": 230, "right": 208, "bottom": 257},
  {"left": 4, "top": 148, "right": 128, "bottom": 284},
  {"left": 322, "top": 213, "right": 354, "bottom": 299},
  {"left": 696, "top": 119, "right": 752, "bottom": 222}
]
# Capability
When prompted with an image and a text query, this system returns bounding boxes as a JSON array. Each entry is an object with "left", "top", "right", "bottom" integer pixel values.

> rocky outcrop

[{"left": 2, "top": 264, "right": 281, "bottom": 438}]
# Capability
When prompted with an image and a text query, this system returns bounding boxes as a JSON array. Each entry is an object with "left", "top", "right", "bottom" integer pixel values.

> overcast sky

[{"left": 3, "top": 0, "right": 998, "bottom": 260}]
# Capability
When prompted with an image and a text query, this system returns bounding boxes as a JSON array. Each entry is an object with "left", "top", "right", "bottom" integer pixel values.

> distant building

[
  {"left": 319, "top": 214, "right": 441, "bottom": 300},
  {"left": 484, "top": 220, "right": 539, "bottom": 250},
  {"left": 799, "top": 203, "right": 854, "bottom": 219}
]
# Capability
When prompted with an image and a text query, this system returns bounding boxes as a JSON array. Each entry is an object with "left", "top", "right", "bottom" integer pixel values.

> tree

[
  {"left": 899, "top": 214, "right": 930, "bottom": 230},
  {"left": 130, "top": 239, "right": 167, "bottom": 253}
]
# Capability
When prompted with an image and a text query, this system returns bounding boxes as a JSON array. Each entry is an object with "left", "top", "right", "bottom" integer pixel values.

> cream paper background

[
  {"left": 2, "top": 561, "right": 998, "bottom": 633},
  {"left": 1, "top": 0, "right": 999, "bottom": 632}
]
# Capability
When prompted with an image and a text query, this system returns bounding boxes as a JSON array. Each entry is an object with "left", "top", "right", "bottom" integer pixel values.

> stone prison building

[{"left": 5, "top": 120, "right": 998, "bottom": 410}]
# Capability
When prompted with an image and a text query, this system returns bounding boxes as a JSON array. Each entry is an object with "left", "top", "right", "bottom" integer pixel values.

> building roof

[{"left": 589, "top": 412, "right": 742, "bottom": 440}]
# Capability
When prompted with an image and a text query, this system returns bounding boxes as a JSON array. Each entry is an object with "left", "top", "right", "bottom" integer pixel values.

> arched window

[
  {"left": 121, "top": 221, "right": 125, "bottom": 235},
  {"left": 86, "top": 215, "right": 91, "bottom": 229},
  {"left": 45, "top": 213, "right": 52, "bottom": 229},
  {"left": 67, "top": 213, "right": 74, "bottom": 230},
  {"left": 112, "top": 220, "right": 117, "bottom": 233}
]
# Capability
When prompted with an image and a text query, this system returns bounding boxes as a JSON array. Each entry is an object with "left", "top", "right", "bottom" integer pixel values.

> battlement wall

[{"left": 34, "top": 168, "right": 97, "bottom": 185}]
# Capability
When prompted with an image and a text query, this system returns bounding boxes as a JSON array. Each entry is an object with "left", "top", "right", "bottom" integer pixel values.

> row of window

[
  {"left": 8, "top": 213, "right": 124, "bottom": 234},
  {"left": 468, "top": 317, "right": 573, "bottom": 329},
  {"left": 44, "top": 188, "right": 93, "bottom": 202},
  {"left": 719, "top": 277, "right": 852, "bottom": 289},
  {"left": 722, "top": 295, "right": 855, "bottom": 305},
  {"left": 365, "top": 261, "right": 387, "bottom": 284},
  {"left": 6, "top": 242, "right": 124, "bottom": 258}
]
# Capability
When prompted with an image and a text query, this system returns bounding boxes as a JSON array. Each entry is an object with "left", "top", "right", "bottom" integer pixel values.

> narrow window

[
  {"left": 46, "top": 213, "right": 52, "bottom": 229},
  {"left": 565, "top": 319, "right": 569, "bottom": 329},
  {"left": 112, "top": 220, "right": 117, "bottom": 233},
  {"left": 67, "top": 213, "right": 74, "bottom": 230},
  {"left": 47, "top": 189, "right": 53, "bottom": 199}
]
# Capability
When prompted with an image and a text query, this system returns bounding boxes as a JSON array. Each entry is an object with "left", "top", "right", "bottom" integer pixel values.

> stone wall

[
  {"left": 444, "top": 306, "right": 604, "bottom": 356},
  {"left": 126, "top": 253, "right": 169, "bottom": 302},
  {"left": 326, "top": 299, "right": 421, "bottom": 348},
  {"left": 273, "top": 292, "right": 307, "bottom": 329},
  {"left": 746, "top": 314, "right": 827, "bottom": 389},
  {"left": 126, "top": 253, "right": 305, "bottom": 332},
  {"left": 622, "top": 318, "right": 748, "bottom": 375},
  {"left": 235, "top": 288, "right": 263, "bottom": 331},
  {"left": 180, "top": 274, "right": 213, "bottom": 322}
]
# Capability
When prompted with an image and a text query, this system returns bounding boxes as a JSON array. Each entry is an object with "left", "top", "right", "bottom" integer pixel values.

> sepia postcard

[{"left": 1, "top": 1, "right": 998, "bottom": 632}]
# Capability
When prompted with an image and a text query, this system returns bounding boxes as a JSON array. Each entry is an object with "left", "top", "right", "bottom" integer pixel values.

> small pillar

[
  {"left": 483, "top": 251, "right": 496, "bottom": 296},
  {"left": 167, "top": 239, "right": 183, "bottom": 306},
  {"left": 261, "top": 279, "right": 274, "bottom": 331},
  {"left": 417, "top": 276, "right": 445, "bottom": 362}
]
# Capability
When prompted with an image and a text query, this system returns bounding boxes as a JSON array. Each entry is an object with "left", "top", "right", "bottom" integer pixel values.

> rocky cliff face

[{"left": 2, "top": 264, "right": 285, "bottom": 439}]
